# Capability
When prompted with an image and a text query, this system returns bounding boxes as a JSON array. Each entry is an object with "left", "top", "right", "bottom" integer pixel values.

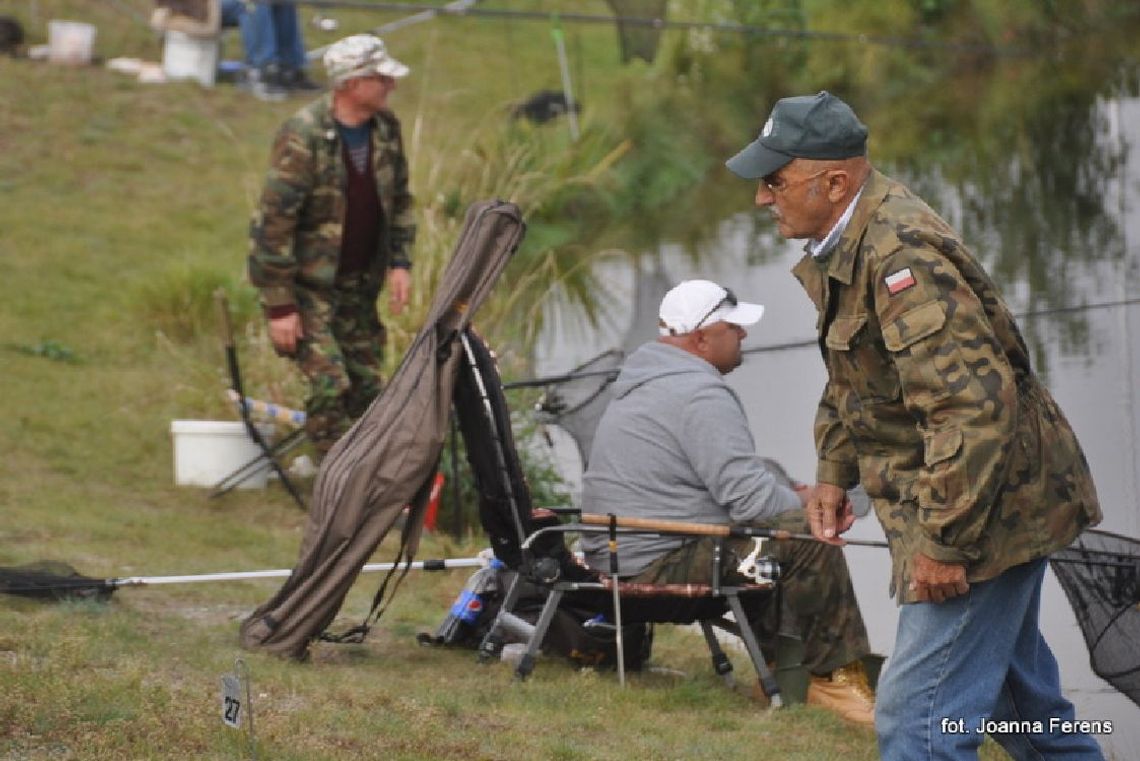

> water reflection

[{"left": 535, "top": 41, "right": 1140, "bottom": 761}]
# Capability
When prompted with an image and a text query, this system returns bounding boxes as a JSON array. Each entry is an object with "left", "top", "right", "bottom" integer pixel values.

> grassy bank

[{"left": 0, "top": 1, "right": 1047, "bottom": 758}]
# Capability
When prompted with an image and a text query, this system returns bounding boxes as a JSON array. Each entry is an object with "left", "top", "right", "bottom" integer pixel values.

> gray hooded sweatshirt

[{"left": 580, "top": 341, "right": 802, "bottom": 576}]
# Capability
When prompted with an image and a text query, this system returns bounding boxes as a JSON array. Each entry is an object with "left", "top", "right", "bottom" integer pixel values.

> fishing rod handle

[{"left": 580, "top": 513, "right": 730, "bottom": 537}]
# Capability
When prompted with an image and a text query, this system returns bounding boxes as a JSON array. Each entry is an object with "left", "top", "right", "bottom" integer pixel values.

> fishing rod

[
  {"left": 269, "top": 0, "right": 1023, "bottom": 55},
  {"left": 502, "top": 367, "right": 618, "bottom": 391},
  {"left": 741, "top": 295, "right": 1140, "bottom": 357},
  {"left": 307, "top": 0, "right": 476, "bottom": 59},
  {"left": 577, "top": 512, "right": 889, "bottom": 548},
  {"left": 499, "top": 294, "right": 1140, "bottom": 390}
]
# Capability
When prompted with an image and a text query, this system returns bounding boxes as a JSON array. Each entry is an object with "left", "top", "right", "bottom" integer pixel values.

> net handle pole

[{"left": 110, "top": 557, "right": 485, "bottom": 587}]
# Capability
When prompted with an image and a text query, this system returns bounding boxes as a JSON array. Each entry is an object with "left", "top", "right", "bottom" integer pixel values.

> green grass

[{"left": 0, "top": 2, "right": 1044, "bottom": 758}]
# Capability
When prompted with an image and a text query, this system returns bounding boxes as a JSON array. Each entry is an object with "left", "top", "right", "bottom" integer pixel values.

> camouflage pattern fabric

[
  {"left": 322, "top": 34, "right": 409, "bottom": 85},
  {"left": 792, "top": 170, "right": 1102, "bottom": 603},
  {"left": 634, "top": 509, "right": 871, "bottom": 676},
  {"left": 295, "top": 276, "right": 386, "bottom": 455},
  {"left": 247, "top": 93, "right": 415, "bottom": 312}
]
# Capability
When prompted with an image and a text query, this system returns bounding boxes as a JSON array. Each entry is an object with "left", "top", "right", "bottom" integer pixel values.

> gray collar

[{"left": 807, "top": 184, "right": 865, "bottom": 260}]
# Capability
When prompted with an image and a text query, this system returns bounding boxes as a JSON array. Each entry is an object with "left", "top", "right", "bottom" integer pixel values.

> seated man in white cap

[
  {"left": 580, "top": 279, "right": 875, "bottom": 724},
  {"left": 247, "top": 34, "right": 415, "bottom": 460}
]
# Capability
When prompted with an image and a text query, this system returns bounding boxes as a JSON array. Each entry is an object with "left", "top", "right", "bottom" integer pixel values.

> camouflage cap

[
  {"left": 323, "top": 34, "right": 409, "bottom": 86},
  {"left": 726, "top": 91, "right": 868, "bottom": 180}
]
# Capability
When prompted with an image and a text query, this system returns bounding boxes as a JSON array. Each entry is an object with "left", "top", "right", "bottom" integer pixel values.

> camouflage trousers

[
  {"left": 294, "top": 276, "right": 386, "bottom": 457},
  {"left": 633, "top": 509, "right": 871, "bottom": 675}
]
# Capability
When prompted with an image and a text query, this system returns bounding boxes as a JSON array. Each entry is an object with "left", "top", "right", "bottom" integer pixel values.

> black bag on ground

[{"left": 422, "top": 564, "right": 653, "bottom": 670}]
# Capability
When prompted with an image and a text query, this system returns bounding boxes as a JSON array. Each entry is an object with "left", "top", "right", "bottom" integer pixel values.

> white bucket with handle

[{"left": 170, "top": 420, "right": 274, "bottom": 489}]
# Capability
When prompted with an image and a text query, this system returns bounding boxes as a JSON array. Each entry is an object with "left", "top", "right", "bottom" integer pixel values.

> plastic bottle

[{"left": 435, "top": 557, "right": 504, "bottom": 645}]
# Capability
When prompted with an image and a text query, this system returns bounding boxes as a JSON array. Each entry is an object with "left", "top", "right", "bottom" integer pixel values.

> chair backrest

[
  {"left": 453, "top": 330, "right": 590, "bottom": 579},
  {"left": 452, "top": 330, "right": 536, "bottom": 569}
]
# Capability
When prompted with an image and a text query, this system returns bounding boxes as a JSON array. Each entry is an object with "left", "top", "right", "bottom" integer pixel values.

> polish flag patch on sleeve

[{"left": 884, "top": 267, "right": 916, "bottom": 295}]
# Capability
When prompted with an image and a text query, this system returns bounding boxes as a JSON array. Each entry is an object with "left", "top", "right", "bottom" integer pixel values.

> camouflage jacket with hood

[
  {"left": 248, "top": 93, "right": 415, "bottom": 311},
  {"left": 792, "top": 170, "right": 1101, "bottom": 603}
]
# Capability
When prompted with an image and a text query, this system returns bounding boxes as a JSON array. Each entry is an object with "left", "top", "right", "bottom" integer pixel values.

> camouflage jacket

[
  {"left": 248, "top": 94, "right": 415, "bottom": 311},
  {"left": 792, "top": 170, "right": 1101, "bottom": 602}
]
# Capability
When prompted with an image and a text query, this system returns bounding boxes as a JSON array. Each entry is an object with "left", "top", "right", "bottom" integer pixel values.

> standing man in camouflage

[
  {"left": 726, "top": 91, "right": 1104, "bottom": 760},
  {"left": 248, "top": 34, "right": 415, "bottom": 460}
]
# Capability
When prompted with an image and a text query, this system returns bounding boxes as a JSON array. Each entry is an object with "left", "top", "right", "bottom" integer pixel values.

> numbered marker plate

[{"left": 221, "top": 674, "right": 243, "bottom": 729}]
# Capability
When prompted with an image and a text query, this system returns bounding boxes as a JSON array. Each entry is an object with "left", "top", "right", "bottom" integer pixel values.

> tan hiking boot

[{"left": 807, "top": 661, "right": 875, "bottom": 726}]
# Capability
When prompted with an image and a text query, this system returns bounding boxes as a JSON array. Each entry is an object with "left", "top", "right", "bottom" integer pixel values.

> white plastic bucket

[
  {"left": 170, "top": 420, "right": 274, "bottom": 489},
  {"left": 48, "top": 20, "right": 96, "bottom": 65},
  {"left": 162, "top": 30, "right": 218, "bottom": 87}
]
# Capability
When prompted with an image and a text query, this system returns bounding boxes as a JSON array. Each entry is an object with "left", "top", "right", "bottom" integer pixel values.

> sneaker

[
  {"left": 807, "top": 661, "right": 876, "bottom": 726},
  {"left": 280, "top": 67, "right": 322, "bottom": 92},
  {"left": 241, "top": 65, "right": 286, "bottom": 102}
]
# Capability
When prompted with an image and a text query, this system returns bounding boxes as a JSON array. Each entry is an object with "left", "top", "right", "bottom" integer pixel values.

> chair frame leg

[
  {"left": 209, "top": 427, "right": 307, "bottom": 509},
  {"left": 725, "top": 591, "right": 782, "bottom": 707},
  {"left": 515, "top": 587, "right": 564, "bottom": 680},
  {"left": 699, "top": 620, "right": 735, "bottom": 687},
  {"left": 478, "top": 571, "right": 524, "bottom": 662}
]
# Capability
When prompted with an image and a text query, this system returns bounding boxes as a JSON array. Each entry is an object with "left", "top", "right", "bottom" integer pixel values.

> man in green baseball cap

[{"left": 726, "top": 92, "right": 1105, "bottom": 761}]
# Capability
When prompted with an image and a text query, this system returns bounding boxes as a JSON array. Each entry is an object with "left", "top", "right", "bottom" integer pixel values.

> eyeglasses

[
  {"left": 694, "top": 287, "right": 738, "bottom": 331},
  {"left": 761, "top": 168, "right": 829, "bottom": 195}
]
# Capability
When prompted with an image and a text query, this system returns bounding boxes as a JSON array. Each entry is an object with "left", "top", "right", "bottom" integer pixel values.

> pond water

[{"left": 534, "top": 73, "right": 1140, "bottom": 759}]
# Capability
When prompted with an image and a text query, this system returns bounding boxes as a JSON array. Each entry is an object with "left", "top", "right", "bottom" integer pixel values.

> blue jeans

[
  {"left": 876, "top": 558, "right": 1105, "bottom": 761},
  {"left": 220, "top": 0, "right": 307, "bottom": 70}
]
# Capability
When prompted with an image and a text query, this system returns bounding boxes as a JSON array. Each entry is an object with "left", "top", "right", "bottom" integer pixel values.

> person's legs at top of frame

[
  {"left": 270, "top": 2, "right": 321, "bottom": 92},
  {"left": 221, "top": 0, "right": 319, "bottom": 99},
  {"left": 220, "top": 0, "right": 284, "bottom": 100},
  {"left": 875, "top": 557, "right": 1106, "bottom": 761}
]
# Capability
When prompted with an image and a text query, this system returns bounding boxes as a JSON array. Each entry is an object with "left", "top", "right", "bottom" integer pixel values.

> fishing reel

[{"left": 736, "top": 538, "right": 781, "bottom": 584}]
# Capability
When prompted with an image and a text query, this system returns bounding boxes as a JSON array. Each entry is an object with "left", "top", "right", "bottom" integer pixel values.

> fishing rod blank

[
  {"left": 111, "top": 557, "right": 486, "bottom": 588},
  {"left": 577, "top": 513, "right": 889, "bottom": 548}
]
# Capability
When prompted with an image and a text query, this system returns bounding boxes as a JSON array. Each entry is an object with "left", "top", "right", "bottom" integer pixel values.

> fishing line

[{"left": 741, "top": 295, "right": 1140, "bottom": 357}]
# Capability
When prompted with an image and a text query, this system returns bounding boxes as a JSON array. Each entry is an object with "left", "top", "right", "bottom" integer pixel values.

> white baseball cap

[{"left": 658, "top": 280, "right": 765, "bottom": 336}]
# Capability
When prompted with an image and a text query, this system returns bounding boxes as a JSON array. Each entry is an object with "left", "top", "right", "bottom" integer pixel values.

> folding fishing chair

[
  {"left": 452, "top": 332, "right": 785, "bottom": 704},
  {"left": 209, "top": 290, "right": 306, "bottom": 509}
]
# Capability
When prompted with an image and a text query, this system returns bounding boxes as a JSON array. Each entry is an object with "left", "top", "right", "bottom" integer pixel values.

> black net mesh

[
  {"left": 534, "top": 349, "right": 624, "bottom": 470},
  {"left": 0, "top": 561, "right": 114, "bottom": 602},
  {"left": 606, "top": 0, "right": 668, "bottom": 63},
  {"left": 1049, "top": 529, "right": 1140, "bottom": 708}
]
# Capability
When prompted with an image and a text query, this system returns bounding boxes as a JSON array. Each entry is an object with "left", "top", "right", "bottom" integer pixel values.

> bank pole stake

[
  {"left": 221, "top": 657, "right": 257, "bottom": 760},
  {"left": 550, "top": 14, "right": 580, "bottom": 142}
]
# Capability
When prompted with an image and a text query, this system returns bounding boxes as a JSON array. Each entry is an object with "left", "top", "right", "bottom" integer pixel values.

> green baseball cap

[{"left": 726, "top": 91, "right": 868, "bottom": 179}]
